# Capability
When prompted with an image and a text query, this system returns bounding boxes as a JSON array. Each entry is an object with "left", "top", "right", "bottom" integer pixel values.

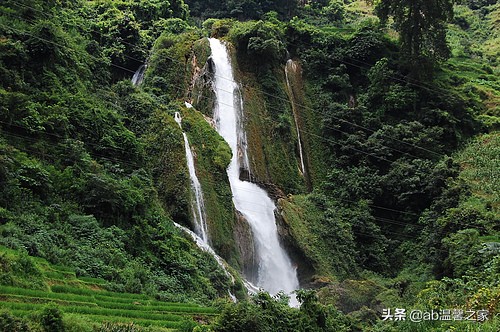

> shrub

[
  {"left": 0, "top": 310, "right": 31, "bottom": 332},
  {"left": 39, "top": 305, "right": 64, "bottom": 332}
]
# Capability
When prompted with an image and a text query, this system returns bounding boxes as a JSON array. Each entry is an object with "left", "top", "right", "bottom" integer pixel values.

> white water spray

[
  {"left": 174, "top": 112, "right": 209, "bottom": 243},
  {"left": 285, "top": 59, "right": 306, "bottom": 175},
  {"left": 209, "top": 38, "right": 299, "bottom": 303},
  {"left": 132, "top": 64, "right": 146, "bottom": 86}
]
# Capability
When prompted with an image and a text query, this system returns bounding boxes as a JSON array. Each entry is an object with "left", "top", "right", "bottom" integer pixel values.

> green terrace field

[{"left": 0, "top": 247, "right": 218, "bottom": 331}]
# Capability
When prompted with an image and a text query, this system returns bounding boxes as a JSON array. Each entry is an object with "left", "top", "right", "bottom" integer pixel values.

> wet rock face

[
  {"left": 233, "top": 211, "right": 258, "bottom": 283},
  {"left": 275, "top": 203, "right": 316, "bottom": 287},
  {"left": 237, "top": 170, "right": 315, "bottom": 286},
  {"left": 250, "top": 179, "right": 287, "bottom": 201},
  {"left": 190, "top": 54, "right": 216, "bottom": 117}
]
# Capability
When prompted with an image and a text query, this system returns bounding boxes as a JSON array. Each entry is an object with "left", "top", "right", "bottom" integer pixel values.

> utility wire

[
  {"left": 0, "top": 20, "right": 399, "bottom": 166},
  {"left": 1, "top": 3, "right": 488, "bottom": 281},
  {"left": 0, "top": 11, "right": 466, "bottom": 222},
  {"left": 0, "top": 128, "right": 482, "bottom": 261},
  {"left": 0, "top": 126, "right": 443, "bottom": 233},
  {"left": 4, "top": 118, "right": 484, "bottom": 262},
  {"left": 0, "top": 22, "right": 450, "bottom": 221},
  {"left": 2, "top": 2, "right": 450, "bottom": 158}
]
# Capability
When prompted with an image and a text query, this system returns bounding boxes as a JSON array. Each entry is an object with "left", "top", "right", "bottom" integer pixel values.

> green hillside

[
  {"left": 0, "top": 0, "right": 498, "bottom": 331},
  {"left": 0, "top": 246, "right": 216, "bottom": 331}
]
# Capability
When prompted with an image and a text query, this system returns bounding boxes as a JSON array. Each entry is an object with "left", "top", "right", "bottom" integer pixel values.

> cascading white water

[
  {"left": 285, "top": 59, "right": 306, "bottom": 176},
  {"left": 235, "top": 88, "right": 252, "bottom": 176},
  {"left": 132, "top": 64, "right": 146, "bottom": 86},
  {"left": 174, "top": 112, "right": 209, "bottom": 243},
  {"left": 209, "top": 38, "right": 299, "bottom": 302},
  {"left": 174, "top": 110, "right": 244, "bottom": 301}
]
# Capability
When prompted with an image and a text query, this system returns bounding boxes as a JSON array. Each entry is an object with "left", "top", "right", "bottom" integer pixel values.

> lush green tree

[
  {"left": 442, "top": 229, "right": 484, "bottom": 277},
  {"left": 185, "top": 0, "right": 297, "bottom": 20},
  {"left": 374, "top": 0, "right": 454, "bottom": 71},
  {"left": 214, "top": 291, "right": 350, "bottom": 332},
  {"left": 321, "top": 0, "right": 346, "bottom": 22},
  {"left": 0, "top": 311, "right": 31, "bottom": 332},
  {"left": 229, "top": 20, "right": 286, "bottom": 67},
  {"left": 39, "top": 305, "right": 64, "bottom": 332},
  {"left": 465, "top": 0, "right": 497, "bottom": 10},
  {"left": 297, "top": 289, "right": 351, "bottom": 332}
]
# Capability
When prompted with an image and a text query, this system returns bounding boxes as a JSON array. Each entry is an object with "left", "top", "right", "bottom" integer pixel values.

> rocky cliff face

[
  {"left": 162, "top": 34, "right": 318, "bottom": 287},
  {"left": 233, "top": 212, "right": 258, "bottom": 283}
]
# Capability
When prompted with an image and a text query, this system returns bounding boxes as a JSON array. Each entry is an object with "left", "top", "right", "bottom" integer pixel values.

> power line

[
  {"left": 0, "top": 8, "right": 476, "bottom": 231},
  {"left": 0, "top": 116, "right": 426, "bottom": 223},
  {"left": 2, "top": 127, "right": 420, "bottom": 241},
  {"left": 1, "top": 4, "right": 489, "bottom": 282},
  {"left": 0, "top": 24, "right": 449, "bottom": 224},
  {"left": 0, "top": 127, "right": 483, "bottom": 266},
  {"left": 0, "top": 129, "right": 142, "bottom": 171},
  {"left": 3, "top": 115, "right": 487, "bottom": 260},
  {"left": 0, "top": 21, "right": 454, "bottom": 230},
  {"left": 0, "top": 125, "right": 444, "bottom": 232},
  {"left": 0, "top": 20, "right": 399, "bottom": 167},
  {"left": 2, "top": 2, "right": 450, "bottom": 159}
]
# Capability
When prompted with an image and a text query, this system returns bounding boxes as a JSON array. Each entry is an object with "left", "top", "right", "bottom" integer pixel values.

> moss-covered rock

[
  {"left": 279, "top": 195, "right": 335, "bottom": 280},
  {"left": 180, "top": 106, "right": 238, "bottom": 263},
  {"left": 189, "top": 38, "right": 216, "bottom": 116},
  {"left": 231, "top": 45, "right": 307, "bottom": 194},
  {"left": 142, "top": 106, "right": 190, "bottom": 225},
  {"left": 144, "top": 32, "right": 248, "bottom": 271}
]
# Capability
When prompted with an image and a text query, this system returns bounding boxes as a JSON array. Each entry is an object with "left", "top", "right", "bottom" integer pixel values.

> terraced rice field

[
  {"left": 0, "top": 284, "right": 217, "bottom": 330},
  {"left": 0, "top": 253, "right": 218, "bottom": 331},
  {"left": 0, "top": 246, "right": 220, "bottom": 330}
]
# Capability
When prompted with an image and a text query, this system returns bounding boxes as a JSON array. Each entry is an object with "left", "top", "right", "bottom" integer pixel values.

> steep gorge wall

[
  {"left": 145, "top": 28, "right": 329, "bottom": 286},
  {"left": 234, "top": 61, "right": 307, "bottom": 195},
  {"left": 220, "top": 38, "right": 325, "bottom": 285}
]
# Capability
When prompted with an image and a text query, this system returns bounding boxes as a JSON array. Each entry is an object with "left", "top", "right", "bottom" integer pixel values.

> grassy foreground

[{"left": 0, "top": 246, "right": 217, "bottom": 331}]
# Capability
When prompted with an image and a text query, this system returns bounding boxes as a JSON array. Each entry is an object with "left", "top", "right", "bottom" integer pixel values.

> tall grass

[
  {"left": 78, "top": 314, "right": 184, "bottom": 328},
  {"left": 78, "top": 276, "right": 108, "bottom": 285},
  {"left": 94, "top": 295, "right": 202, "bottom": 307},
  {"left": 5, "top": 308, "right": 183, "bottom": 329},
  {"left": 457, "top": 132, "right": 499, "bottom": 210},
  {"left": 0, "top": 286, "right": 93, "bottom": 303},
  {"left": 93, "top": 299, "right": 217, "bottom": 314},
  {"left": 51, "top": 285, "right": 150, "bottom": 300},
  {"left": 1, "top": 302, "right": 185, "bottom": 322},
  {"left": 1, "top": 285, "right": 215, "bottom": 313},
  {"left": 0, "top": 294, "right": 97, "bottom": 307}
]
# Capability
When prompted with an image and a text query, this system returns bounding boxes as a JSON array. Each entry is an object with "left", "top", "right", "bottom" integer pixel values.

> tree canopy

[{"left": 374, "top": 0, "right": 455, "bottom": 72}]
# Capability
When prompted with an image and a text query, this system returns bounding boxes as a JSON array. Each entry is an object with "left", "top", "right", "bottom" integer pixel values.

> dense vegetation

[
  {"left": 0, "top": 246, "right": 217, "bottom": 331},
  {"left": 0, "top": 0, "right": 233, "bottom": 307},
  {"left": 0, "top": 0, "right": 498, "bottom": 331}
]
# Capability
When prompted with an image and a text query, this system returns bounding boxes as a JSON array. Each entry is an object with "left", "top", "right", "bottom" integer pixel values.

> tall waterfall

[
  {"left": 209, "top": 38, "right": 299, "bottom": 301},
  {"left": 285, "top": 59, "right": 306, "bottom": 176},
  {"left": 174, "top": 112, "right": 209, "bottom": 243}
]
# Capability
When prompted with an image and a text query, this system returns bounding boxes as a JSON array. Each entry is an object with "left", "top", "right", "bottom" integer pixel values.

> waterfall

[
  {"left": 285, "top": 59, "right": 306, "bottom": 176},
  {"left": 132, "top": 64, "right": 146, "bottom": 86},
  {"left": 208, "top": 38, "right": 299, "bottom": 304},
  {"left": 174, "top": 111, "right": 256, "bottom": 301},
  {"left": 174, "top": 112, "right": 209, "bottom": 243},
  {"left": 235, "top": 87, "right": 252, "bottom": 177}
]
